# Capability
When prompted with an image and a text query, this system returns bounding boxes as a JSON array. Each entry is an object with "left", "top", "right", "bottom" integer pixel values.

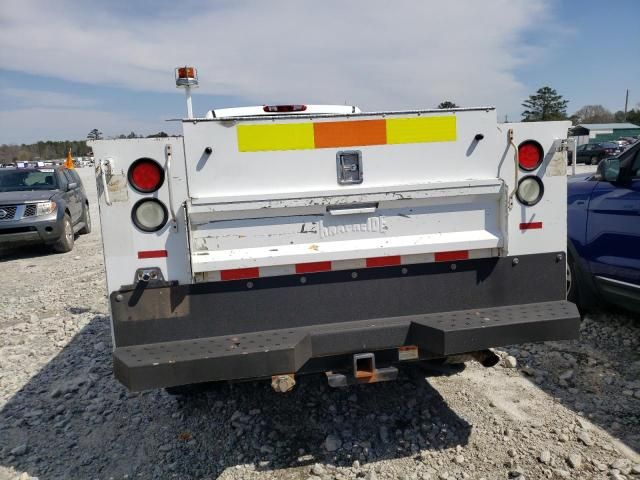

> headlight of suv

[{"left": 36, "top": 201, "right": 57, "bottom": 216}]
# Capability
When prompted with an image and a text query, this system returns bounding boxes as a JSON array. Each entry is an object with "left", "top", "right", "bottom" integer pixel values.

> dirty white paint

[
  {"left": 91, "top": 113, "right": 570, "bottom": 289},
  {"left": 88, "top": 137, "right": 192, "bottom": 294}
]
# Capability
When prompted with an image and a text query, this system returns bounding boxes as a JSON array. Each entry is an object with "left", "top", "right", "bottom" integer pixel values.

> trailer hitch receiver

[{"left": 326, "top": 352, "right": 398, "bottom": 388}]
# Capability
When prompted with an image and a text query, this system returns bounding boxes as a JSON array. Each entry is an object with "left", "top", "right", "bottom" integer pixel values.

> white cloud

[
  {"left": 1, "top": 88, "right": 98, "bottom": 108},
  {"left": 0, "top": 108, "right": 178, "bottom": 144},
  {"left": 0, "top": 0, "right": 557, "bottom": 119}
]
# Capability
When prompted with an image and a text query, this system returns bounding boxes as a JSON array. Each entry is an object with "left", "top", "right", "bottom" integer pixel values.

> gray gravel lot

[{"left": 0, "top": 165, "right": 638, "bottom": 480}]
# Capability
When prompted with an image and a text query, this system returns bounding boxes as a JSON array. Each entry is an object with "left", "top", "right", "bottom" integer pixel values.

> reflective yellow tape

[
  {"left": 386, "top": 116, "right": 456, "bottom": 144},
  {"left": 237, "top": 123, "right": 315, "bottom": 152}
]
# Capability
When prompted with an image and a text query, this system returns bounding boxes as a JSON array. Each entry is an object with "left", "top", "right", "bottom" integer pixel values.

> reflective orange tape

[{"left": 314, "top": 119, "right": 387, "bottom": 148}]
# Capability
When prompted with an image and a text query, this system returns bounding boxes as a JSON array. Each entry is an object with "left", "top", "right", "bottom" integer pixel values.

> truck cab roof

[{"left": 206, "top": 104, "right": 361, "bottom": 119}]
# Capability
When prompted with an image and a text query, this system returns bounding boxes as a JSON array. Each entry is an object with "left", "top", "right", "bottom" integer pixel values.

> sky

[{"left": 0, "top": 0, "right": 638, "bottom": 144}]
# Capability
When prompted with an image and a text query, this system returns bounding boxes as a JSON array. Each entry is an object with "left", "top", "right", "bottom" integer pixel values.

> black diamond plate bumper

[{"left": 114, "top": 300, "right": 579, "bottom": 391}]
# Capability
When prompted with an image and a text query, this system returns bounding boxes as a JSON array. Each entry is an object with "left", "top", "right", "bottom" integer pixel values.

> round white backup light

[
  {"left": 132, "top": 199, "right": 168, "bottom": 232},
  {"left": 516, "top": 176, "right": 544, "bottom": 206}
]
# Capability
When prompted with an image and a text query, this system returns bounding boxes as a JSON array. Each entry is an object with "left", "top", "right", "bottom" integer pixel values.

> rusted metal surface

[
  {"left": 271, "top": 374, "right": 296, "bottom": 393},
  {"left": 326, "top": 366, "right": 399, "bottom": 388}
]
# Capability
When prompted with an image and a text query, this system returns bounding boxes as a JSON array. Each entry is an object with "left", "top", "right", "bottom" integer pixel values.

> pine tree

[
  {"left": 437, "top": 101, "right": 459, "bottom": 109},
  {"left": 87, "top": 128, "right": 103, "bottom": 140},
  {"left": 521, "top": 87, "right": 568, "bottom": 121}
]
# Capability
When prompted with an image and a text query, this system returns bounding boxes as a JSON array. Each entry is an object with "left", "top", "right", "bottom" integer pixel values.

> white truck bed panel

[
  {"left": 183, "top": 109, "right": 499, "bottom": 201},
  {"left": 183, "top": 109, "right": 513, "bottom": 274}
]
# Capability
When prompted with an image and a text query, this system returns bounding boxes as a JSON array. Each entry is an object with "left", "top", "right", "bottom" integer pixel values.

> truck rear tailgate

[
  {"left": 183, "top": 108, "right": 506, "bottom": 277},
  {"left": 189, "top": 179, "right": 505, "bottom": 275}
]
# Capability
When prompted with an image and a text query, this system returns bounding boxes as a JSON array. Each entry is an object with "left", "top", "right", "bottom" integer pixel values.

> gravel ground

[{"left": 1, "top": 166, "right": 639, "bottom": 480}]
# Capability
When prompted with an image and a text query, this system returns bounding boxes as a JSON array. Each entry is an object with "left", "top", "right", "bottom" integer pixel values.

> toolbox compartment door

[
  {"left": 182, "top": 109, "right": 499, "bottom": 203},
  {"left": 188, "top": 179, "right": 506, "bottom": 275}
]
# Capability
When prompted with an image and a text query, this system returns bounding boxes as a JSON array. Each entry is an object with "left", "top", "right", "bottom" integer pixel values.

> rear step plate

[{"left": 113, "top": 300, "right": 579, "bottom": 390}]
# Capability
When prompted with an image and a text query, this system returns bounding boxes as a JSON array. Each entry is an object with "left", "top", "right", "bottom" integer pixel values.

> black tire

[
  {"left": 78, "top": 204, "right": 92, "bottom": 235},
  {"left": 567, "top": 252, "right": 578, "bottom": 305},
  {"left": 52, "top": 214, "right": 74, "bottom": 253},
  {"left": 567, "top": 251, "right": 596, "bottom": 317}
]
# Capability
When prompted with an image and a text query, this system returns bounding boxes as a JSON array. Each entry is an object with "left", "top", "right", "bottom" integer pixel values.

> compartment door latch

[{"left": 336, "top": 150, "right": 363, "bottom": 185}]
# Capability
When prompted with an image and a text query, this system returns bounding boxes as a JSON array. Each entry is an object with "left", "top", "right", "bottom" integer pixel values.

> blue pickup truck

[{"left": 567, "top": 141, "right": 640, "bottom": 313}]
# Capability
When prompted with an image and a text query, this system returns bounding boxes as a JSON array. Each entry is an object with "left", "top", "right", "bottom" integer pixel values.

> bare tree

[{"left": 572, "top": 105, "right": 614, "bottom": 125}]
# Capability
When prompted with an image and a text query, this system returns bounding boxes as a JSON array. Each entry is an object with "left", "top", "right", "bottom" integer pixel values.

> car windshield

[{"left": 0, "top": 169, "right": 59, "bottom": 192}]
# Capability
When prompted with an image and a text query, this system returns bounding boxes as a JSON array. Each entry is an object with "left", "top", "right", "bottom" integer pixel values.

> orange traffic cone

[{"left": 64, "top": 148, "right": 74, "bottom": 169}]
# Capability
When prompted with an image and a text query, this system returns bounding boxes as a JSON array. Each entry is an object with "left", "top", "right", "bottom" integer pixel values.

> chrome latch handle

[
  {"left": 165, "top": 144, "right": 178, "bottom": 231},
  {"left": 98, "top": 158, "right": 112, "bottom": 206}
]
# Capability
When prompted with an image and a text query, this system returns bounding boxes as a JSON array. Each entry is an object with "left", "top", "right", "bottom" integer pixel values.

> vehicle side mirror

[
  {"left": 67, "top": 182, "right": 78, "bottom": 190},
  {"left": 596, "top": 158, "right": 620, "bottom": 182}
]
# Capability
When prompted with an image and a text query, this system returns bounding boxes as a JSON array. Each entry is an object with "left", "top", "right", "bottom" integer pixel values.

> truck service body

[{"left": 90, "top": 73, "right": 579, "bottom": 391}]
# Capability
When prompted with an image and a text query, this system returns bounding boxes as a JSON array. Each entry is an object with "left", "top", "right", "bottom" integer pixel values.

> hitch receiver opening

[{"left": 326, "top": 352, "right": 398, "bottom": 388}]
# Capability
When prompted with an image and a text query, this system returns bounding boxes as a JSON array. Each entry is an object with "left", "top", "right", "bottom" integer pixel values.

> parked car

[
  {"left": 568, "top": 142, "right": 619, "bottom": 165},
  {"left": 567, "top": 140, "right": 640, "bottom": 313},
  {"left": 0, "top": 166, "right": 91, "bottom": 252},
  {"left": 619, "top": 137, "right": 639, "bottom": 150}
]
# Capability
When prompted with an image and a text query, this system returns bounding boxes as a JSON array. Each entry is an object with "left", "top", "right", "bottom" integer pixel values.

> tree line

[
  {"left": 0, "top": 130, "right": 172, "bottom": 164},
  {"left": 0, "top": 140, "right": 92, "bottom": 164},
  {"left": 439, "top": 87, "right": 640, "bottom": 125}
]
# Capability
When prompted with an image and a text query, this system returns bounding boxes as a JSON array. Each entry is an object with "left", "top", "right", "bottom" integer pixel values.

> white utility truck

[{"left": 90, "top": 67, "right": 579, "bottom": 392}]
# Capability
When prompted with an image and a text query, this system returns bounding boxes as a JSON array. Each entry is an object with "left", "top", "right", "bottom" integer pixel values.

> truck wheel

[
  {"left": 52, "top": 214, "right": 74, "bottom": 253},
  {"left": 567, "top": 254, "right": 578, "bottom": 305},
  {"left": 78, "top": 204, "right": 92, "bottom": 235},
  {"left": 567, "top": 251, "right": 592, "bottom": 317}
]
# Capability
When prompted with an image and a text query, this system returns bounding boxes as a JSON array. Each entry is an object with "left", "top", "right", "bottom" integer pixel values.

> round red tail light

[
  {"left": 518, "top": 140, "right": 544, "bottom": 171},
  {"left": 128, "top": 158, "right": 164, "bottom": 193}
]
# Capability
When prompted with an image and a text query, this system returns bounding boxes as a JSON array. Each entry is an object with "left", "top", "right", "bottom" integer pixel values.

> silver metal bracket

[
  {"left": 134, "top": 267, "right": 165, "bottom": 284},
  {"left": 165, "top": 144, "right": 178, "bottom": 232},
  {"left": 98, "top": 158, "right": 113, "bottom": 206},
  {"left": 557, "top": 139, "right": 569, "bottom": 152}
]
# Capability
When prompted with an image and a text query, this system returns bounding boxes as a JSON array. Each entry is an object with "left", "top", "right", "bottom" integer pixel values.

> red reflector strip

[
  {"left": 520, "top": 222, "right": 543, "bottom": 230},
  {"left": 434, "top": 250, "right": 469, "bottom": 262},
  {"left": 220, "top": 267, "right": 260, "bottom": 281},
  {"left": 295, "top": 261, "right": 332, "bottom": 274},
  {"left": 137, "top": 250, "right": 168, "bottom": 259},
  {"left": 366, "top": 256, "right": 401, "bottom": 268}
]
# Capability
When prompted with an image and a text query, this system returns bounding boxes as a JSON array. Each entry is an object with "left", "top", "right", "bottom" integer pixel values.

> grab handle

[
  {"left": 327, "top": 203, "right": 378, "bottom": 216},
  {"left": 165, "top": 144, "right": 178, "bottom": 230},
  {"left": 98, "top": 158, "right": 112, "bottom": 206}
]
